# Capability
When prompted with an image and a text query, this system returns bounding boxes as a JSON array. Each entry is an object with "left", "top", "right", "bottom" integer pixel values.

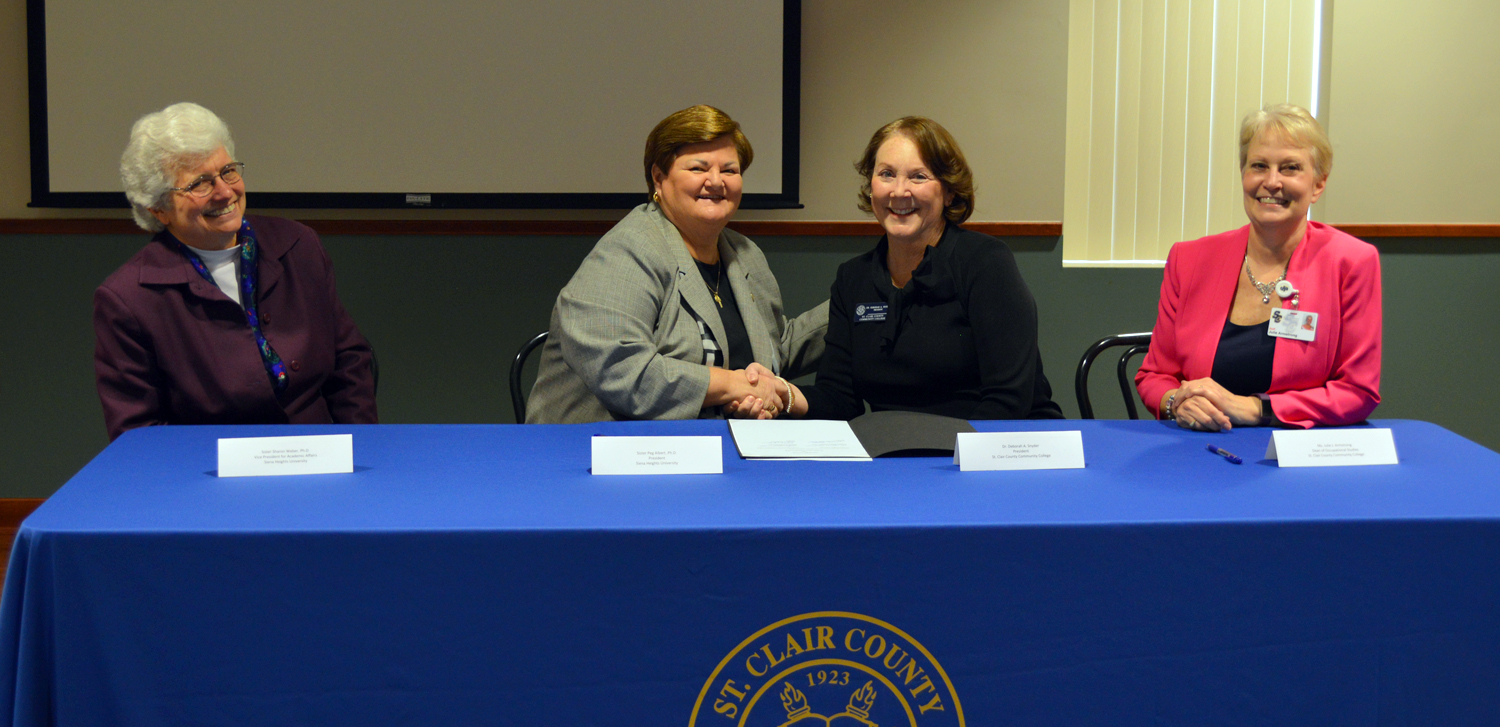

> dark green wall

[{"left": 2, "top": 231, "right": 1496, "bottom": 497}]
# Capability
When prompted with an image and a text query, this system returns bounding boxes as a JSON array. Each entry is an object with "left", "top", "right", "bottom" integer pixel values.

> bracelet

[
  {"left": 775, "top": 375, "right": 794, "bottom": 416},
  {"left": 1163, "top": 392, "right": 1176, "bottom": 421}
]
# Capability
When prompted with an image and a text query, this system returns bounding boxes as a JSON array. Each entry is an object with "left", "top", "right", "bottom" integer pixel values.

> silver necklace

[{"left": 1244, "top": 255, "right": 1287, "bottom": 304}]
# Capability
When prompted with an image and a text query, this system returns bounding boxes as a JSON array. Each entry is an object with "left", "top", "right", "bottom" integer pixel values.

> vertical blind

[{"left": 1063, "top": 0, "right": 1322, "bottom": 266}]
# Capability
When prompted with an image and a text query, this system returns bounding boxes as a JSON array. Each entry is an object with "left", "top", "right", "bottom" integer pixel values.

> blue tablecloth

[{"left": 3, "top": 419, "right": 1499, "bottom": 725}]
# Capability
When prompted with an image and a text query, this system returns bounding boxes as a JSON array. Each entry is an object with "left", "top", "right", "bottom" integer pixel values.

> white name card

[
  {"left": 217, "top": 434, "right": 354, "bottom": 477},
  {"left": 591, "top": 436, "right": 723, "bottom": 475},
  {"left": 954, "top": 431, "right": 1086, "bottom": 471},
  {"left": 1266, "top": 428, "right": 1398, "bottom": 467}
]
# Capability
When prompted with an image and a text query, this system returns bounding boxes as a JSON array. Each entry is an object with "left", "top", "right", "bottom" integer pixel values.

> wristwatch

[{"left": 1254, "top": 393, "right": 1274, "bottom": 425}]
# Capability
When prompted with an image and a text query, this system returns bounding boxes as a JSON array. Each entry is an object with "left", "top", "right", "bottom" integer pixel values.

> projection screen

[{"left": 28, "top": 0, "right": 800, "bottom": 210}]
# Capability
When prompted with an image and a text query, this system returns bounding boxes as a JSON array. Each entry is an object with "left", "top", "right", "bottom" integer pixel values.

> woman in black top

[{"left": 745, "top": 117, "right": 1061, "bottom": 420}]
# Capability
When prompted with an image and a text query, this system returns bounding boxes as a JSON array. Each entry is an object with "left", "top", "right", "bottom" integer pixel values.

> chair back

[
  {"left": 1075, "top": 332, "right": 1153, "bottom": 419},
  {"left": 509, "top": 331, "right": 549, "bottom": 423}
]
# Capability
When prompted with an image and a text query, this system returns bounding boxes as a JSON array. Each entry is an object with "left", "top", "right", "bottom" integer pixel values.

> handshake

[{"left": 722, "top": 362, "right": 801, "bottom": 420}]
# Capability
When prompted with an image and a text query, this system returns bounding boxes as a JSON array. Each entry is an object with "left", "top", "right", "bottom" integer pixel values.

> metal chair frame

[
  {"left": 509, "top": 331, "right": 549, "bottom": 423},
  {"left": 1075, "top": 332, "right": 1153, "bottom": 419}
]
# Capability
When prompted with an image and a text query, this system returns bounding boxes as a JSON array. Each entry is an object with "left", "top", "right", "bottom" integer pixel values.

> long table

[{"left": 3, "top": 419, "right": 1499, "bottom": 725}]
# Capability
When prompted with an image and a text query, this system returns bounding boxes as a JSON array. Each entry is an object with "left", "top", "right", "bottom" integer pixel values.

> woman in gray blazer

[{"left": 526, "top": 105, "right": 827, "bottom": 423}]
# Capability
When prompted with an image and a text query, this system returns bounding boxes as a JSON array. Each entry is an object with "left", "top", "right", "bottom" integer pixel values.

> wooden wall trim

[
  {"left": 0, "top": 218, "right": 1062, "bottom": 237},
  {"left": 730, "top": 221, "right": 1063, "bottom": 236},
  {"left": 0, "top": 499, "right": 45, "bottom": 585},
  {"left": 1328, "top": 224, "right": 1500, "bottom": 238},
  {"left": 0, "top": 219, "right": 140, "bottom": 234},
  {"left": 0, "top": 499, "right": 45, "bottom": 528},
  {"left": 6, "top": 219, "right": 1497, "bottom": 238},
  {"left": 306, "top": 220, "right": 623, "bottom": 236}
]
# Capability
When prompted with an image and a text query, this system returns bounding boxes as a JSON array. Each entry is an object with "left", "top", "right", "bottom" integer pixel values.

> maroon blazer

[{"left": 94, "top": 215, "right": 377, "bottom": 441}]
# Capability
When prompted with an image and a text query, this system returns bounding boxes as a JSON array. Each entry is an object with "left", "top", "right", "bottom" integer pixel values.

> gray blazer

[{"left": 527, "top": 203, "right": 828, "bottom": 423}]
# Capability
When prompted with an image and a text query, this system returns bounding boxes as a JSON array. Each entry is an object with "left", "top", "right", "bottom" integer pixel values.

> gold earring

[{"left": 652, "top": 191, "right": 661, "bottom": 204}]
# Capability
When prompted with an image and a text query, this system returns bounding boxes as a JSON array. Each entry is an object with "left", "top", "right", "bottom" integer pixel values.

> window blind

[{"left": 1063, "top": 0, "right": 1323, "bottom": 266}]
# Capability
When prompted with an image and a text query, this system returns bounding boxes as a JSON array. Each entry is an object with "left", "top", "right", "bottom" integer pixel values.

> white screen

[{"left": 40, "top": 0, "right": 790, "bottom": 205}]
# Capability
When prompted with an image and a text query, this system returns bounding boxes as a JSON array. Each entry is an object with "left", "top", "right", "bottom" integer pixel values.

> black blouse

[
  {"left": 695, "top": 259, "right": 752, "bottom": 371},
  {"left": 1210, "top": 319, "right": 1276, "bottom": 395}
]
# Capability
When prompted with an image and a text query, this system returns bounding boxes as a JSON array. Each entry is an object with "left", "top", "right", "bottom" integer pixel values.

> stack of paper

[{"left": 727, "top": 420, "right": 872, "bottom": 461}]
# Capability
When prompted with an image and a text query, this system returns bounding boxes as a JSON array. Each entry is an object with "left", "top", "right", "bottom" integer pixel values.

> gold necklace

[{"left": 706, "top": 261, "right": 723, "bottom": 308}]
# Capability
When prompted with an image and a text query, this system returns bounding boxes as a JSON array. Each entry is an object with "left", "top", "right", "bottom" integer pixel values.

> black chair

[
  {"left": 1075, "top": 332, "right": 1152, "bottom": 419},
  {"left": 509, "top": 331, "right": 549, "bottom": 423}
]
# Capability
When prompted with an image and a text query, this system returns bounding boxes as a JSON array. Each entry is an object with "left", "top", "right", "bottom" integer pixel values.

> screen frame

[{"left": 26, "top": 0, "right": 802, "bottom": 211}]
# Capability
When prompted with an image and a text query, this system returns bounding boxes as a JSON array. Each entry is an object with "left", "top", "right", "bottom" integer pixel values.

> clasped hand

[
  {"left": 723, "top": 362, "right": 786, "bottom": 419},
  {"left": 1171, "top": 378, "right": 1263, "bottom": 432}
]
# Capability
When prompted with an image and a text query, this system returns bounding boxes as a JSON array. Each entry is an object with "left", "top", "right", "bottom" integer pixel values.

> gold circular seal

[{"left": 689, "top": 611, "right": 964, "bottom": 726}]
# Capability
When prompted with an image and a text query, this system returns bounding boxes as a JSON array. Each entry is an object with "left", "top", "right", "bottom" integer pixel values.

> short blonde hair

[
  {"left": 854, "top": 117, "right": 975, "bottom": 224},
  {"left": 1239, "top": 104, "right": 1332, "bottom": 179},
  {"left": 642, "top": 105, "right": 754, "bottom": 196}
]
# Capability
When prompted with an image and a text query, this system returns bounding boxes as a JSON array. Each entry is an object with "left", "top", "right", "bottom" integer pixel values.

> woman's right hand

[
  {"left": 713, "top": 365, "right": 785, "bottom": 418},
  {"left": 1168, "top": 378, "right": 1263, "bottom": 431},
  {"left": 1169, "top": 387, "right": 1231, "bottom": 431},
  {"left": 732, "top": 363, "right": 809, "bottom": 418}
]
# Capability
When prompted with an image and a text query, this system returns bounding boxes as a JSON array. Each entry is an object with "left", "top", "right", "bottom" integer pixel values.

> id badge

[
  {"left": 1268, "top": 307, "right": 1317, "bottom": 342},
  {"left": 854, "top": 303, "right": 888, "bottom": 323}
]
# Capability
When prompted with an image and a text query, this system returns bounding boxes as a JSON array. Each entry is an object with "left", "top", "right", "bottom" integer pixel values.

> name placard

[
  {"left": 954, "top": 431, "right": 1086, "bottom": 472},
  {"left": 217, "top": 434, "right": 354, "bottom": 478},
  {"left": 1266, "top": 428, "right": 1398, "bottom": 467},
  {"left": 591, "top": 436, "right": 723, "bottom": 475}
]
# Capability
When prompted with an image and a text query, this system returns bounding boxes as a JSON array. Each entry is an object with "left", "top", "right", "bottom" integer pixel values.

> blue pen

[{"left": 1206, "top": 444, "right": 1243, "bottom": 464}]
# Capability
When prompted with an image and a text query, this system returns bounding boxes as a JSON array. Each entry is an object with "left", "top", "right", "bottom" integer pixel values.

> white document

[
  {"left": 1266, "top": 428, "right": 1398, "bottom": 467},
  {"left": 591, "top": 436, "right": 723, "bottom": 475},
  {"left": 954, "top": 431, "right": 1086, "bottom": 471},
  {"left": 727, "top": 420, "right": 871, "bottom": 460},
  {"left": 217, "top": 434, "right": 354, "bottom": 478}
]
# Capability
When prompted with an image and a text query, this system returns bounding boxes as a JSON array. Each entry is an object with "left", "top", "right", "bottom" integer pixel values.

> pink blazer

[{"left": 1135, "top": 222, "right": 1382, "bottom": 428}]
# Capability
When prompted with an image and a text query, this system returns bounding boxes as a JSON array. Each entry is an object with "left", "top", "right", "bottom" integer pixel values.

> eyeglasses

[{"left": 170, "top": 162, "right": 245, "bottom": 198}]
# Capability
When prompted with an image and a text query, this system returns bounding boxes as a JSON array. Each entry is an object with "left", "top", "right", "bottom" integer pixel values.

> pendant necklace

[
  {"left": 1244, "top": 255, "right": 1287, "bottom": 304},
  {"left": 707, "top": 262, "right": 723, "bottom": 308}
]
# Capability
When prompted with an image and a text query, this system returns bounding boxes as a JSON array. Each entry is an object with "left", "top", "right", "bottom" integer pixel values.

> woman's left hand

[
  {"left": 724, "top": 363, "right": 784, "bottom": 419},
  {"left": 723, "top": 395, "right": 775, "bottom": 419},
  {"left": 1174, "top": 378, "right": 1263, "bottom": 430}
]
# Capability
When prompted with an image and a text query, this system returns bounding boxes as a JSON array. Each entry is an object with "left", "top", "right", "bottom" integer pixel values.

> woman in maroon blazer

[
  {"left": 95, "top": 102, "right": 377, "bottom": 441},
  {"left": 1135, "top": 104, "right": 1381, "bottom": 430}
]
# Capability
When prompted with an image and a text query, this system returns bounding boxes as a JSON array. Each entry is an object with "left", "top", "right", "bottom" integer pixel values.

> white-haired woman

[
  {"left": 1135, "top": 104, "right": 1381, "bottom": 430},
  {"left": 95, "top": 102, "right": 376, "bottom": 441}
]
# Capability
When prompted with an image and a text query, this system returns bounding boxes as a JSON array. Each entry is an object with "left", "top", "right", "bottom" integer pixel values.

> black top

[
  {"left": 801, "top": 223, "right": 1063, "bottom": 420},
  {"left": 695, "top": 259, "right": 752, "bottom": 371},
  {"left": 1210, "top": 319, "right": 1276, "bottom": 395}
]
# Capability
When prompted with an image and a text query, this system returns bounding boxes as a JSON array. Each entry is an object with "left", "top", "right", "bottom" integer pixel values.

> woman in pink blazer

[{"left": 1135, "top": 105, "right": 1381, "bottom": 430}]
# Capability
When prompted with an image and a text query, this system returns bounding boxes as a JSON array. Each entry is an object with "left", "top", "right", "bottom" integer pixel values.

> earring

[{"left": 652, "top": 191, "right": 661, "bottom": 205}]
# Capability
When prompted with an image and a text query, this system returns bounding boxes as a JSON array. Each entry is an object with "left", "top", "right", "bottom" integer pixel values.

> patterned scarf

[{"left": 173, "top": 218, "right": 289, "bottom": 393}]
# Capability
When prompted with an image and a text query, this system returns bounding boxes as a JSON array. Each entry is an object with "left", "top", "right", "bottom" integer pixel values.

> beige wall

[
  {"left": 0, "top": 0, "right": 40, "bottom": 220},
  {"left": 1320, "top": 0, "right": 1500, "bottom": 224},
  {"left": 0, "top": 0, "right": 1068, "bottom": 223},
  {"left": 795, "top": 0, "right": 1068, "bottom": 222},
  {"left": 8, "top": 1, "right": 1498, "bottom": 225}
]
